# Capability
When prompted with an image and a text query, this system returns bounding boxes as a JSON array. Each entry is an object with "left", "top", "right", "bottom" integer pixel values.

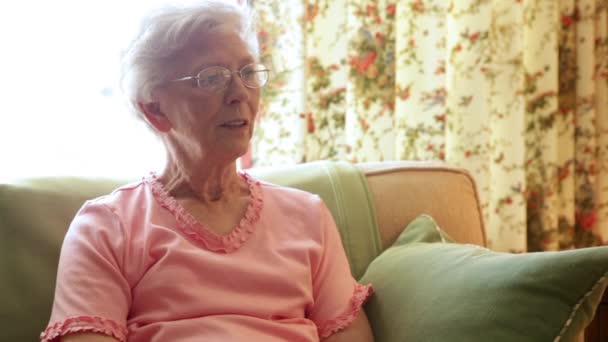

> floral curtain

[{"left": 250, "top": 0, "right": 608, "bottom": 252}]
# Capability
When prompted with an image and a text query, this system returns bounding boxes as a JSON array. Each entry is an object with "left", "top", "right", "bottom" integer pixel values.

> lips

[{"left": 220, "top": 119, "right": 248, "bottom": 127}]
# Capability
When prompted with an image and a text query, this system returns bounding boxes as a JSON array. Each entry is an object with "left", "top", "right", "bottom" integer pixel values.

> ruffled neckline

[{"left": 144, "top": 171, "right": 264, "bottom": 253}]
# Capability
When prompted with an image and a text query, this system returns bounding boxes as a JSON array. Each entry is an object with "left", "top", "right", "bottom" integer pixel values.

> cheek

[
  {"left": 171, "top": 102, "right": 198, "bottom": 128},
  {"left": 248, "top": 90, "right": 261, "bottom": 112},
  {"left": 175, "top": 96, "right": 219, "bottom": 128}
]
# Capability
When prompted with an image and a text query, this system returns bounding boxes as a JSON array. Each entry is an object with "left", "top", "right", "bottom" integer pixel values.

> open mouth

[{"left": 220, "top": 119, "right": 248, "bottom": 128}]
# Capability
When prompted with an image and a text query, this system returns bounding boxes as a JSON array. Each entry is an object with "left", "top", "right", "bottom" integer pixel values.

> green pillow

[{"left": 360, "top": 214, "right": 608, "bottom": 342}]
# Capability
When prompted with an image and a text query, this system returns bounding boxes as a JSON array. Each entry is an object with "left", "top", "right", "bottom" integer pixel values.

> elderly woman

[{"left": 41, "top": 1, "right": 373, "bottom": 342}]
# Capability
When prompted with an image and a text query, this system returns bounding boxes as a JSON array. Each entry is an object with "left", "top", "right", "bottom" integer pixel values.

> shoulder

[
  {"left": 253, "top": 178, "right": 331, "bottom": 239},
  {"left": 69, "top": 179, "right": 150, "bottom": 236},
  {"left": 85, "top": 179, "right": 149, "bottom": 213},
  {"left": 64, "top": 179, "right": 156, "bottom": 260}
]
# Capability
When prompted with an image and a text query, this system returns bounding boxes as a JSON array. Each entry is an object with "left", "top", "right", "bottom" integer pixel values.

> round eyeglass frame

[{"left": 170, "top": 63, "right": 270, "bottom": 93}]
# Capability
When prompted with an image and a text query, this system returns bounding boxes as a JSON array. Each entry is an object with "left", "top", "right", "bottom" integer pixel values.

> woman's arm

[
  {"left": 61, "top": 334, "right": 119, "bottom": 342},
  {"left": 323, "top": 310, "right": 374, "bottom": 342},
  {"left": 42, "top": 202, "right": 130, "bottom": 341}
]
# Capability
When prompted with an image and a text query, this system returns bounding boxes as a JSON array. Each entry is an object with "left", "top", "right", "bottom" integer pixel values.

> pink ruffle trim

[
  {"left": 40, "top": 315, "right": 127, "bottom": 342},
  {"left": 317, "top": 283, "right": 374, "bottom": 339},
  {"left": 144, "top": 171, "right": 264, "bottom": 253}
]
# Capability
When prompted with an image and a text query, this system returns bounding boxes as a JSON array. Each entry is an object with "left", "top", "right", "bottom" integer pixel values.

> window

[{"left": 0, "top": 1, "right": 172, "bottom": 181}]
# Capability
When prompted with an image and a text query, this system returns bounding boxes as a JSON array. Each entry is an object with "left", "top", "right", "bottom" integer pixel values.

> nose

[{"left": 224, "top": 71, "right": 249, "bottom": 104}]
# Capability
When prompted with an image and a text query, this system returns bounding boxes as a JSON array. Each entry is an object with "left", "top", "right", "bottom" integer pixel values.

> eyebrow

[{"left": 194, "top": 57, "right": 257, "bottom": 72}]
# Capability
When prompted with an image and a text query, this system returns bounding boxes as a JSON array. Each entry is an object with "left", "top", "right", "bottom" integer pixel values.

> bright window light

[{"left": 0, "top": 1, "right": 197, "bottom": 181}]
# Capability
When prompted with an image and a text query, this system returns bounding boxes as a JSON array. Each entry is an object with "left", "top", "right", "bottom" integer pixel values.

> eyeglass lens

[{"left": 197, "top": 64, "right": 268, "bottom": 91}]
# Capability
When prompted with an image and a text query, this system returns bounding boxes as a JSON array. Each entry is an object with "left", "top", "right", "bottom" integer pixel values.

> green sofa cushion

[
  {"left": 1, "top": 161, "right": 381, "bottom": 341},
  {"left": 360, "top": 214, "right": 608, "bottom": 342}
]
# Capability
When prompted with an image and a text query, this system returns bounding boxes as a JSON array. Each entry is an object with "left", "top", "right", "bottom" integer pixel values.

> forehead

[{"left": 175, "top": 30, "right": 256, "bottom": 72}]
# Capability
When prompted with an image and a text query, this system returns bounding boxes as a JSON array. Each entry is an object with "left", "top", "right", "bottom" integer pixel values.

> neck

[{"left": 159, "top": 153, "right": 245, "bottom": 203}]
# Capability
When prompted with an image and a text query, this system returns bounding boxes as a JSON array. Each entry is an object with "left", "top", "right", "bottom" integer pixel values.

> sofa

[{"left": 1, "top": 160, "right": 606, "bottom": 341}]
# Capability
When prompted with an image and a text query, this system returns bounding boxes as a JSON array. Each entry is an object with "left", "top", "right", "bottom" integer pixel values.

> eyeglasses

[{"left": 170, "top": 63, "right": 270, "bottom": 93}]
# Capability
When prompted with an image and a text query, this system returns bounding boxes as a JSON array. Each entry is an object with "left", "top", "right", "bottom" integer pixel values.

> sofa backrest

[
  {"left": 1, "top": 177, "right": 129, "bottom": 341},
  {"left": 358, "top": 161, "right": 486, "bottom": 249},
  {"left": 0, "top": 160, "right": 485, "bottom": 341}
]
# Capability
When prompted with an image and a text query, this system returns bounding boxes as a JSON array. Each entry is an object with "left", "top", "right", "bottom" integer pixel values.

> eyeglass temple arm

[{"left": 170, "top": 76, "right": 197, "bottom": 82}]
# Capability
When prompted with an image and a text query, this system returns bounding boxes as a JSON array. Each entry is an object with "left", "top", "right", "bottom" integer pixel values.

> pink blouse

[{"left": 41, "top": 172, "right": 372, "bottom": 342}]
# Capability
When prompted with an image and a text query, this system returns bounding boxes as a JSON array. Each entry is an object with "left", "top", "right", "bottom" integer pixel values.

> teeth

[{"left": 224, "top": 120, "right": 246, "bottom": 126}]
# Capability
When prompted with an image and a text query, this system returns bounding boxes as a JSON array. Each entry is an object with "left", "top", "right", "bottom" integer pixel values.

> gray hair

[{"left": 120, "top": 0, "right": 259, "bottom": 119}]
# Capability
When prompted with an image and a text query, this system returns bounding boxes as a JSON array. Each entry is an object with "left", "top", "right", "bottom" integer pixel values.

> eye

[
  {"left": 240, "top": 68, "right": 256, "bottom": 79},
  {"left": 244, "top": 63, "right": 263, "bottom": 73},
  {"left": 202, "top": 71, "right": 224, "bottom": 85},
  {"left": 240, "top": 64, "right": 269, "bottom": 87},
  {"left": 198, "top": 67, "right": 230, "bottom": 89}
]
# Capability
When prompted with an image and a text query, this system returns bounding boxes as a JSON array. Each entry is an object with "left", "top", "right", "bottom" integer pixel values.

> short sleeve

[
  {"left": 41, "top": 201, "right": 131, "bottom": 342},
  {"left": 307, "top": 201, "right": 373, "bottom": 340}
]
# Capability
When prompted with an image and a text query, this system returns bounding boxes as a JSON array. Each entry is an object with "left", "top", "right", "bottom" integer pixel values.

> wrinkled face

[{"left": 155, "top": 29, "right": 261, "bottom": 164}]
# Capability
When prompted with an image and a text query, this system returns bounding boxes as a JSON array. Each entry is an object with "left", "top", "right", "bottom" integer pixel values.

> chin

[{"left": 222, "top": 141, "right": 251, "bottom": 161}]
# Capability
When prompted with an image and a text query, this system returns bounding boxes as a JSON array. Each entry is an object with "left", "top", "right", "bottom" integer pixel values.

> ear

[{"left": 139, "top": 101, "right": 172, "bottom": 133}]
